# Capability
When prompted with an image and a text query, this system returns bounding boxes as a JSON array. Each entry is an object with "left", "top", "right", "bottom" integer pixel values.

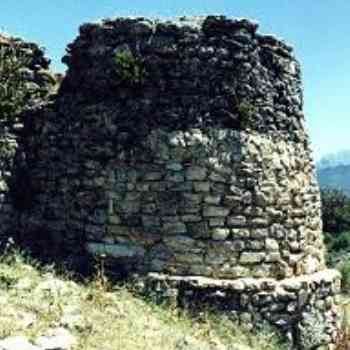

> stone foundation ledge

[{"left": 142, "top": 269, "right": 341, "bottom": 350}]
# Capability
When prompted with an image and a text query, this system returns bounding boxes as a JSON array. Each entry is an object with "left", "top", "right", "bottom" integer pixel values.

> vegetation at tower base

[
  {"left": 0, "top": 247, "right": 287, "bottom": 350},
  {"left": 0, "top": 16, "right": 342, "bottom": 349},
  {"left": 321, "top": 189, "right": 350, "bottom": 293}
]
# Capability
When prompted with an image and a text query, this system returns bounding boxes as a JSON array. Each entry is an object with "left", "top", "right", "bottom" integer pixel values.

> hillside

[
  {"left": 0, "top": 249, "right": 286, "bottom": 350},
  {"left": 317, "top": 164, "right": 350, "bottom": 196},
  {"left": 318, "top": 150, "right": 350, "bottom": 169}
]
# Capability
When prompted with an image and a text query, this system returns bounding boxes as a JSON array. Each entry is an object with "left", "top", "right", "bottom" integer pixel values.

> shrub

[
  {"left": 0, "top": 43, "right": 31, "bottom": 123},
  {"left": 237, "top": 100, "right": 256, "bottom": 121},
  {"left": 340, "top": 259, "right": 350, "bottom": 292},
  {"left": 321, "top": 189, "right": 350, "bottom": 235},
  {"left": 326, "top": 231, "right": 350, "bottom": 253},
  {"left": 114, "top": 49, "right": 146, "bottom": 86}
]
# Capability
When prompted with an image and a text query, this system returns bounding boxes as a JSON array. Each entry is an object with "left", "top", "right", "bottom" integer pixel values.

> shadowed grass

[{"left": 0, "top": 248, "right": 286, "bottom": 350}]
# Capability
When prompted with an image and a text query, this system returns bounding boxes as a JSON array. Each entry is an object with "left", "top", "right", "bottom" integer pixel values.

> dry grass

[
  {"left": 335, "top": 299, "right": 350, "bottom": 350},
  {"left": 0, "top": 249, "right": 286, "bottom": 350}
]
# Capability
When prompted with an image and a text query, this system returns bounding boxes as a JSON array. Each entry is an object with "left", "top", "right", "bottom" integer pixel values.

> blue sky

[{"left": 0, "top": 1, "right": 349, "bottom": 158}]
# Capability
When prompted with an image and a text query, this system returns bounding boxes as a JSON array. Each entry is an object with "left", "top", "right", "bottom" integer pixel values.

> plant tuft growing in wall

[
  {"left": 0, "top": 44, "right": 30, "bottom": 123},
  {"left": 114, "top": 49, "right": 146, "bottom": 86}
]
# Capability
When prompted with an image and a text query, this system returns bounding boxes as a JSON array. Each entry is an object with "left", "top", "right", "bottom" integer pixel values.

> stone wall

[
  {"left": 0, "top": 34, "right": 54, "bottom": 239},
  {"left": 0, "top": 17, "right": 341, "bottom": 349},
  {"left": 144, "top": 270, "right": 340, "bottom": 349},
  {"left": 85, "top": 127, "right": 325, "bottom": 280}
]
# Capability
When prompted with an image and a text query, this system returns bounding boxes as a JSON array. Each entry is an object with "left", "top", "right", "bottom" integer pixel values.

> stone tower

[{"left": 4, "top": 17, "right": 340, "bottom": 349}]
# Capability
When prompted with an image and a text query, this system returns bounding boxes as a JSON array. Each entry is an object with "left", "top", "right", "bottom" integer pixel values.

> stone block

[
  {"left": 193, "top": 181, "right": 210, "bottom": 192},
  {"left": 86, "top": 242, "right": 145, "bottom": 259},
  {"left": 188, "top": 222, "right": 210, "bottom": 239},
  {"left": 163, "top": 222, "right": 187, "bottom": 235},
  {"left": 163, "top": 236, "right": 198, "bottom": 252},
  {"left": 108, "top": 214, "right": 121, "bottom": 225},
  {"left": 142, "top": 216, "right": 161, "bottom": 228},
  {"left": 209, "top": 218, "right": 226, "bottom": 227},
  {"left": 166, "top": 162, "right": 183, "bottom": 171},
  {"left": 185, "top": 166, "right": 207, "bottom": 180},
  {"left": 136, "top": 182, "right": 150, "bottom": 191},
  {"left": 240, "top": 252, "right": 265, "bottom": 264},
  {"left": 144, "top": 172, "right": 163, "bottom": 181},
  {"left": 141, "top": 203, "right": 157, "bottom": 214},
  {"left": 203, "top": 206, "right": 230, "bottom": 217},
  {"left": 266, "top": 238, "right": 279, "bottom": 251},
  {"left": 227, "top": 216, "right": 246, "bottom": 227},
  {"left": 250, "top": 229, "right": 268, "bottom": 239},
  {"left": 119, "top": 201, "right": 140, "bottom": 214},
  {"left": 165, "top": 173, "right": 185, "bottom": 182},
  {"left": 212, "top": 228, "right": 231, "bottom": 241},
  {"left": 182, "top": 215, "right": 202, "bottom": 222},
  {"left": 204, "top": 195, "right": 221, "bottom": 205},
  {"left": 209, "top": 172, "right": 227, "bottom": 183},
  {"left": 150, "top": 182, "right": 167, "bottom": 191}
]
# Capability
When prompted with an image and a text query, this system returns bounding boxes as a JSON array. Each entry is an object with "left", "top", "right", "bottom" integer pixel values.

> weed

[
  {"left": 114, "top": 49, "right": 146, "bottom": 86},
  {"left": 340, "top": 260, "right": 350, "bottom": 292},
  {"left": 335, "top": 305, "right": 350, "bottom": 349},
  {"left": 0, "top": 249, "right": 286, "bottom": 350}
]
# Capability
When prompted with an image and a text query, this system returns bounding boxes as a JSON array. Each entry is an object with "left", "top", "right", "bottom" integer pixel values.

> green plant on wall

[
  {"left": 237, "top": 100, "right": 256, "bottom": 123},
  {"left": 0, "top": 43, "right": 31, "bottom": 123},
  {"left": 230, "top": 91, "right": 257, "bottom": 129},
  {"left": 114, "top": 49, "right": 146, "bottom": 86}
]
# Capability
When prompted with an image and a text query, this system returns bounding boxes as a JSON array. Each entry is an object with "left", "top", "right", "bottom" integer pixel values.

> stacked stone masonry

[
  {"left": 0, "top": 17, "right": 341, "bottom": 349},
  {"left": 0, "top": 34, "right": 54, "bottom": 238},
  {"left": 145, "top": 270, "right": 341, "bottom": 349}
]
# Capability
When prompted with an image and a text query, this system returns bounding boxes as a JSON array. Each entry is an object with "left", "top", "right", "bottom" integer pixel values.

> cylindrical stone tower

[
  {"left": 60, "top": 16, "right": 325, "bottom": 279},
  {"left": 20, "top": 17, "right": 340, "bottom": 349}
]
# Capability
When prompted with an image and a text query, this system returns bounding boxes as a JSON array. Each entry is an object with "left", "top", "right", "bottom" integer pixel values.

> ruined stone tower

[{"left": 0, "top": 17, "right": 340, "bottom": 349}]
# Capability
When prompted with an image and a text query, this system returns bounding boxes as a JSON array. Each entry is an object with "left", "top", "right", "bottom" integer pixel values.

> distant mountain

[
  {"left": 317, "top": 164, "right": 350, "bottom": 196},
  {"left": 317, "top": 149, "right": 350, "bottom": 169}
]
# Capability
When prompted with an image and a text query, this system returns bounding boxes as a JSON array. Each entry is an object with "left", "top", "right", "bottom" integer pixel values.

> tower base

[{"left": 142, "top": 269, "right": 341, "bottom": 349}]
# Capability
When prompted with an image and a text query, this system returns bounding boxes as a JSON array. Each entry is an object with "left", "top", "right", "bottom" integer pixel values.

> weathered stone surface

[
  {"left": 240, "top": 252, "right": 265, "bottom": 264},
  {"left": 212, "top": 228, "right": 231, "bottom": 241},
  {"left": 203, "top": 206, "right": 230, "bottom": 218},
  {"left": 86, "top": 242, "right": 145, "bottom": 259},
  {"left": 185, "top": 167, "right": 207, "bottom": 181},
  {"left": 227, "top": 216, "right": 246, "bottom": 227},
  {"left": 144, "top": 270, "right": 341, "bottom": 349},
  {"left": 265, "top": 239, "right": 279, "bottom": 251},
  {"left": 163, "top": 222, "right": 187, "bottom": 235}
]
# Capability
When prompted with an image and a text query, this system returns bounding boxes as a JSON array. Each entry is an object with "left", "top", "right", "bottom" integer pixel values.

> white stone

[
  {"left": 212, "top": 228, "right": 231, "bottom": 241},
  {"left": 35, "top": 328, "right": 76, "bottom": 350},
  {"left": 240, "top": 252, "right": 265, "bottom": 264},
  {"left": 0, "top": 337, "right": 41, "bottom": 350},
  {"left": 265, "top": 238, "right": 279, "bottom": 251}
]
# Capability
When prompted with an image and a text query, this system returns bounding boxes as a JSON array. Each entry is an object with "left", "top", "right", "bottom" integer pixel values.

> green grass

[{"left": 0, "top": 248, "right": 286, "bottom": 350}]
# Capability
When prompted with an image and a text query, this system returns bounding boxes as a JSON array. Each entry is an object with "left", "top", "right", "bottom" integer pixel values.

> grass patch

[{"left": 0, "top": 248, "right": 286, "bottom": 350}]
